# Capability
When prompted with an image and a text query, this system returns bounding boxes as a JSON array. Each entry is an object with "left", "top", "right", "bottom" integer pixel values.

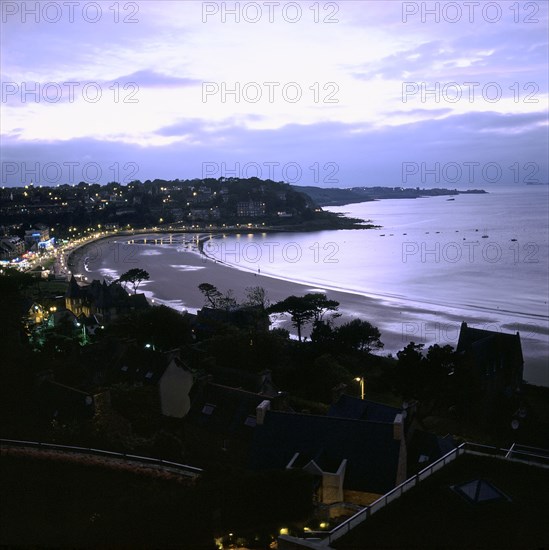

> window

[
  {"left": 244, "top": 415, "right": 257, "bottom": 428},
  {"left": 202, "top": 403, "right": 215, "bottom": 415}
]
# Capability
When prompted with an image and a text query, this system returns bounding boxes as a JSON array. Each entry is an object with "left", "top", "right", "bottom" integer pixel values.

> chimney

[
  {"left": 272, "top": 391, "right": 290, "bottom": 411},
  {"left": 256, "top": 400, "right": 271, "bottom": 425},
  {"left": 393, "top": 413, "right": 404, "bottom": 441}
]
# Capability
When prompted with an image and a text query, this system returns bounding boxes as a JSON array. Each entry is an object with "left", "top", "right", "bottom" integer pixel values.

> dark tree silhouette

[
  {"left": 268, "top": 293, "right": 338, "bottom": 342},
  {"left": 118, "top": 268, "right": 150, "bottom": 294},
  {"left": 336, "top": 319, "right": 384, "bottom": 353},
  {"left": 198, "top": 283, "right": 222, "bottom": 308}
]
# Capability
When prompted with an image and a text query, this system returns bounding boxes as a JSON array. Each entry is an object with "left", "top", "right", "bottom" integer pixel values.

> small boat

[
  {"left": 511, "top": 238, "right": 517, "bottom": 242},
  {"left": 446, "top": 198, "right": 455, "bottom": 201},
  {"left": 380, "top": 234, "right": 385, "bottom": 237},
  {"left": 482, "top": 235, "right": 489, "bottom": 238}
]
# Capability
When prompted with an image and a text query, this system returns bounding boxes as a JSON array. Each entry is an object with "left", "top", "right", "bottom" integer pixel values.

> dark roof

[
  {"left": 188, "top": 382, "right": 271, "bottom": 436},
  {"left": 128, "top": 293, "right": 149, "bottom": 309},
  {"left": 117, "top": 347, "right": 169, "bottom": 384},
  {"left": 66, "top": 275, "right": 83, "bottom": 298},
  {"left": 206, "top": 365, "right": 277, "bottom": 396},
  {"left": 249, "top": 411, "right": 401, "bottom": 494},
  {"left": 456, "top": 322, "right": 524, "bottom": 369},
  {"left": 66, "top": 276, "right": 149, "bottom": 313},
  {"left": 408, "top": 430, "right": 457, "bottom": 470},
  {"left": 37, "top": 380, "right": 95, "bottom": 419},
  {"left": 328, "top": 394, "right": 401, "bottom": 423}
]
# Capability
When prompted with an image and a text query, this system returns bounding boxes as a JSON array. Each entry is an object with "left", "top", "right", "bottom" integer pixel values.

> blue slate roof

[
  {"left": 408, "top": 429, "right": 457, "bottom": 469},
  {"left": 328, "top": 394, "right": 401, "bottom": 423},
  {"left": 249, "top": 411, "right": 401, "bottom": 494},
  {"left": 188, "top": 383, "right": 271, "bottom": 437}
]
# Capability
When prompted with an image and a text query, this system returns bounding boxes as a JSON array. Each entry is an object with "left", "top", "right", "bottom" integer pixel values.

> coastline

[{"left": 70, "top": 232, "right": 549, "bottom": 386}]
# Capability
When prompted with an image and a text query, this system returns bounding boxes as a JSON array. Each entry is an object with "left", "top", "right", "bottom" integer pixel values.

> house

[
  {"left": 0, "top": 236, "right": 25, "bottom": 259},
  {"left": 65, "top": 276, "right": 148, "bottom": 322},
  {"left": 236, "top": 200, "right": 266, "bottom": 217},
  {"left": 24, "top": 223, "right": 52, "bottom": 250},
  {"left": 27, "top": 302, "right": 46, "bottom": 325},
  {"left": 249, "top": 409, "right": 407, "bottom": 505},
  {"left": 189, "top": 381, "right": 272, "bottom": 439},
  {"left": 456, "top": 322, "right": 524, "bottom": 425},
  {"left": 158, "top": 354, "right": 194, "bottom": 418},
  {"left": 116, "top": 347, "right": 194, "bottom": 419}
]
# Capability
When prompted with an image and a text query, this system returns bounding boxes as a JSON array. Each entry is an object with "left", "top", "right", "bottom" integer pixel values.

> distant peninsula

[
  {"left": 0, "top": 178, "right": 486, "bottom": 235},
  {"left": 295, "top": 185, "right": 487, "bottom": 207}
]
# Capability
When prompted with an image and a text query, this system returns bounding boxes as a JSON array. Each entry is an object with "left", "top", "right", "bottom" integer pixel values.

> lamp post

[{"left": 354, "top": 377, "right": 365, "bottom": 400}]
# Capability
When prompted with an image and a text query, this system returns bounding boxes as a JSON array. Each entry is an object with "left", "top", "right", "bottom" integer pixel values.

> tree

[
  {"left": 244, "top": 286, "right": 270, "bottom": 309},
  {"left": 336, "top": 319, "right": 384, "bottom": 353},
  {"left": 268, "top": 295, "right": 317, "bottom": 342},
  {"left": 119, "top": 268, "right": 150, "bottom": 294},
  {"left": 305, "top": 293, "right": 340, "bottom": 323},
  {"left": 218, "top": 289, "right": 237, "bottom": 310},
  {"left": 395, "top": 342, "right": 425, "bottom": 399},
  {"left": 198, "top": 283, "right": 222, "bottom": 308}
]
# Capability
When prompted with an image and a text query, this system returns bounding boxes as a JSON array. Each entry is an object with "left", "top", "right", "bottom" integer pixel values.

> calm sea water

[
  {"left": 203, "top": 186, "right": 549, "bottom": 385},
  {"left": 86, "top": 185, "right": 549, "bottom": 385}
]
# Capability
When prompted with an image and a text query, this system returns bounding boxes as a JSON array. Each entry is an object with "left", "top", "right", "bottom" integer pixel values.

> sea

[{"left": 84, "top": 185, "right": 549, "bottom": 386}]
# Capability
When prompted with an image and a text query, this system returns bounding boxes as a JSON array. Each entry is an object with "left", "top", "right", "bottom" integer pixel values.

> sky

[{"left": 1, "top": 0, "right": 548, "bottom": 188}]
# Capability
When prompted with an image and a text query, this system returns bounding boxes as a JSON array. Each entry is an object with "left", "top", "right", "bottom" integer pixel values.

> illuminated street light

[{"left": 354, "top": 377, "right": 365, "bottom": 400}]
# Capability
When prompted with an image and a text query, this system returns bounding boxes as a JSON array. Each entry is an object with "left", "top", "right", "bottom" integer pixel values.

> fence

[
  {"left": 316, "top": 440, "right": 548, "bottom": 546},
  {"left": 0, "top": 438, "right": 203, "bottom": 479},
  {"left": 324, "top": 443, "right": 465, "bottom": 545}
]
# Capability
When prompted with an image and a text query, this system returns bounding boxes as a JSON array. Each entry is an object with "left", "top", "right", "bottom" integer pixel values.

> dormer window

[{"left": 202, "top": 403, "right": 215, "bottom": 415}]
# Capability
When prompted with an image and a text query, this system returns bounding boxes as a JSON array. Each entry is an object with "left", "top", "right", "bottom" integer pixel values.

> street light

[{"left": 354, "top": 377, "right": 365, "bottom": 400}]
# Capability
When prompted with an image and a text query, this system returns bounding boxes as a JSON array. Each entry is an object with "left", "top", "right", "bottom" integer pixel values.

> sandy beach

[{"left": 70, "top": 234, "right": 548, "bottom": 386}]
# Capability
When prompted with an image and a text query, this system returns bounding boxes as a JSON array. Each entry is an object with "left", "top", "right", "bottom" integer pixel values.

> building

[
  {"left": 115, "top": 348, "right": 194, "bottom": 419},
  {"left": 65, "top": 276, "right": 149, "bottom": 322},
  {"left": 24, "top": 223, "right": 50, "bottom": 248},
  {"left": 236, "top": 200, "right": 266, "bottom": 217},
  {"left": 456, "top": 322, "right": 524, "bottom": 425},
  {"left": 0, "top": 236, "right": 25, "bottom": 259},
  {"left": 250, "top": 392, "right": 412, "bottom": 506}
]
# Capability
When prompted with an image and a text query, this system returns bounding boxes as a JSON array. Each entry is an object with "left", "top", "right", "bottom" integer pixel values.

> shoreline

[{"left": 70, "top": 232, "right": 549, "bottom": 387}]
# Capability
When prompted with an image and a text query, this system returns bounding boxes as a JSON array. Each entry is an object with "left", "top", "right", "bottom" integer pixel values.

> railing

[
  {"left": 0, "top": 438, "right": 203, "bottom": 478},
  {"left": 319, "top": 440, "right": 548, "bottom": 547},
  {"left": 325, "top": 443, "right": 465, "bottom": 545},
  {"left": 464, "top": 441, "right": 549, "bottom": 467}
]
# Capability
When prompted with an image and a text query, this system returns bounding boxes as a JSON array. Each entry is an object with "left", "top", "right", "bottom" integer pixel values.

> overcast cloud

[{"left": 1, "top": 0, "right": 548, "bottom": 187}]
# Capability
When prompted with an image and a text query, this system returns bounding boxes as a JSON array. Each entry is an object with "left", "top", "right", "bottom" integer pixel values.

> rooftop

[{"left": 333, "top": 453, "right": 549, "bottom": 549}]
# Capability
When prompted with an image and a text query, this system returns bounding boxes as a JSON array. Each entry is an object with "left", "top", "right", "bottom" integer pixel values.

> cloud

[{"left": 2, "top": 112, "right": 547, "bottom": 188}]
